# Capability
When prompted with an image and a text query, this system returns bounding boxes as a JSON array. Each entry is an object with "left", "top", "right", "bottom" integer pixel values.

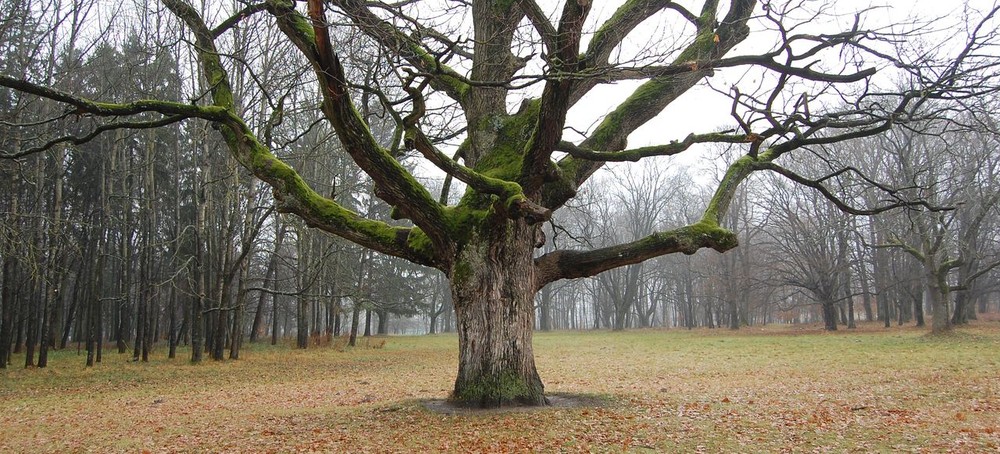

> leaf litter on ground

[{"left": 1, "top": 322, "right": 999, "bottom": 452}]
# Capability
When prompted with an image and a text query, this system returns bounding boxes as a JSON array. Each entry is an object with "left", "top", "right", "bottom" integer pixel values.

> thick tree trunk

[
  {"left": 538, "top": 284, "right": 552, "bottom": 331},
  {"left": 376, "top": 309, "right": 388, "bottom": 335},
  {"left": 952, "top": 291, "right": 971, "bottom": 325},
  {"left": 728, "top": 299, "right": 740, "bottom": 330},
  {"left": 911, "top": 296, "right": 924, "bottom": 327},
  {"left": 450, "top": 219, "right": 545, "bottom": 408},
  {"left": 821, "top": 299, "right": 838, "bottom": 331},
  {"left": 925, "top": 265, "right": 951, "bottom": 334}
]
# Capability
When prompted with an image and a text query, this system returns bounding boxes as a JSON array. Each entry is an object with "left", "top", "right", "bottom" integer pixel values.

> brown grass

[{"left": 2, "top": 321, "right": 999, "bottom": 452}]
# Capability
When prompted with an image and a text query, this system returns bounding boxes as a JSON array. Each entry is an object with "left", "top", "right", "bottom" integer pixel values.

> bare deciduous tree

[{"left": 2, "top": 0, "right": 998, "bottom": 405}]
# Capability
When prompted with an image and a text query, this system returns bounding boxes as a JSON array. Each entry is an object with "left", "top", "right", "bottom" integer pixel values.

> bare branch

[{"left": 755, "top": 161, "right": 951, "bottom": 216}]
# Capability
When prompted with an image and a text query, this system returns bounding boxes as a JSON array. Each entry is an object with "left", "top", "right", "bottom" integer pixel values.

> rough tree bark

[{"left": 450, "top": 218, "right": 544, "bottom": 406}]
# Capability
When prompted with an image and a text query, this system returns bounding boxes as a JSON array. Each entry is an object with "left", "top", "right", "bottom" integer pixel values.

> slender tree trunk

[
  {"left": 190, "top": 169, "right": 207, "bottom": 363},
  {"left": 333, "top": 298, "right": 342, "bottom": 336},
  {"left": 295, "top": 227, "right": 309, "bottom": 349},
  {"left": 248, "top": 282, "right": 268, "bottom": 343},
  {"left": 25, "top": 256, "right": 42, "bottom": 368},
  {"left": 94, "top": 175, "right": 106, "bottom": 364},
  {"left": 271, "top": 293, "right": 280, "bottom": 345},
  {"left": 296, "top": 291, "right": 309, "bottom": 349},
  {"left": 14, "top": 283, "right": 25, "bottom": 354},
  {"left": 0, "top": 248, "right": 14, "bottom": 368},
  {"left": 87, "top": 232, "right": 103, "bottom": 367},
  {"left": 348, "top": 304, "right": 360, "bottom": 347},
  {"left": 249, "top": 223, "right": 284, "bottom": 343},
  {"left": 167, "top": 282, "right": 178, "bottom": 359},
  {"left": 229, "top": 257, "right": 250, "bottom": 359},
  {"left": 39, "top": 146, "right": 65, "bottom": 368},
  {"left": 60, "top": 271, "right": 81, "bottom": 349}
]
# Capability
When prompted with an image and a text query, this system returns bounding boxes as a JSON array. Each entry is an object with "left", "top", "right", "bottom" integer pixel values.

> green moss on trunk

[{"left": 452, "top": 372, "right": 545, "bottom": 408}]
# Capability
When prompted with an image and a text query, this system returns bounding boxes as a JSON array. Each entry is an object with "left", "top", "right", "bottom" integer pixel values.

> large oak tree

[{"left": 2, "top": 0, "right": 998, "bottom": 407}]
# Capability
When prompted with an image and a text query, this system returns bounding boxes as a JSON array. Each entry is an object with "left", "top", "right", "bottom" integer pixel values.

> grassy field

[{"left": 2, "top": 323, "right": 999, "bottom": 453}]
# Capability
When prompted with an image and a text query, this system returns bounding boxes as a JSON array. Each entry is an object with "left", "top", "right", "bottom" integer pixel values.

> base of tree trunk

[
  {"left": 427, "top": 392, "right": 607, "bottom": 414},
  {"left": 452, "top": 373, "right": 548, "bottom": 408}
]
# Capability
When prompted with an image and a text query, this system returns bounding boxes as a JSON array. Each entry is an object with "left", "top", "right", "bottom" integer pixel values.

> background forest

[{"left": 2, "top": 0, "right": 1000, "bottom": 371}]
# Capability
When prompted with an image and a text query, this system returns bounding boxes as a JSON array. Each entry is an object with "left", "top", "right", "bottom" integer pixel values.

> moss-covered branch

[
  {"left": 556, "top": 132, "right": 750, "bottom": 162},
  {"left": 0, "top": 76, "right": 230, "bottom": 120},
  {"left": 268, "top": 0, "right": 451, "bottom": 256},
  {"left": 534, "top": 221, "right": 738, "bottom": 288}
]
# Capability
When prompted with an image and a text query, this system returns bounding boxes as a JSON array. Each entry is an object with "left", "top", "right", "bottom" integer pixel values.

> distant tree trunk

[
  {"left": 952, "top": 291, "right": 970, "bottom": 325},
  {"left": 924, "top": 261, "right": 951, "bottom": 333},
  {"left": 441, "top": 301, "right": 454, "bottom": 333},
  {"left": 428, "top": 309, "right": 438, "bottom": 335},
  {"left": 25, "top": 249, "right": 42, "bottom": 368},
  {"left": 39, "top": 145, "right": 65, "bottom": 368},
  {"left": 250, "top": 224, "right": 283, "bottom": 343},
  {"left": 857, "top": 258, "right": 874, "bottom": 322},
  {"left": 348, "top": 304, "right": 360, "bottom": 347},
  {"left": 86, "top": 231, "right": 103, "bottom": 367},
  {"left": 820, "top": 299, "right": 838, "bottom": 331},
  {"left": 271, "top": 293, "right": 280, "bottom": 345},
  {"left": 136, "top": 146, "right": 155, "bottom": 363},
  {"left": 211, "top": 260, "right": 232, "bottom": 361},
  {"left": 167, "top": 281, "right": 178, "bottom": 359},
  {"left": 296, "top": 292, "right": 308, "bottom": 349},
  {"left": 60, "top": 272, "right": 81, "bottom": 350},
  {"left": 295, "top": 226, "right": 309, "bottom": 349},
  {"left": 915, "top": 294, "right": 927, "bottom": 328},
  {"left": 229, "top": 260, "right": 249, "bottom": 359},
  {"left": 728, "top": 299, "right": 740, "bottom": 330},
  {"left": 861, "top": 286, "right": 873, "bottom": 323},
  {"left": 248, "top": 281, "right": 269, "bottom": 344},
  {"left": 846, "top": 298, "right": 856, "bottom": 329},
  {"left": 190, "top": 167, "right": 207, "bottom": 363},
  {"left": 333, "top": 300, "right": 342, "bottom": 336},
  {"left": 0, "top": 245, "right": 15, "bottom": 368},
  {"left": 376, "top": 309, "right": 388, "bottom": 335},
  {"left": 538, "top": 284, "right": 552, "bottom": 331},
  {"left": 14, "top": 286, "right": 25, "bottom": 354}
]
